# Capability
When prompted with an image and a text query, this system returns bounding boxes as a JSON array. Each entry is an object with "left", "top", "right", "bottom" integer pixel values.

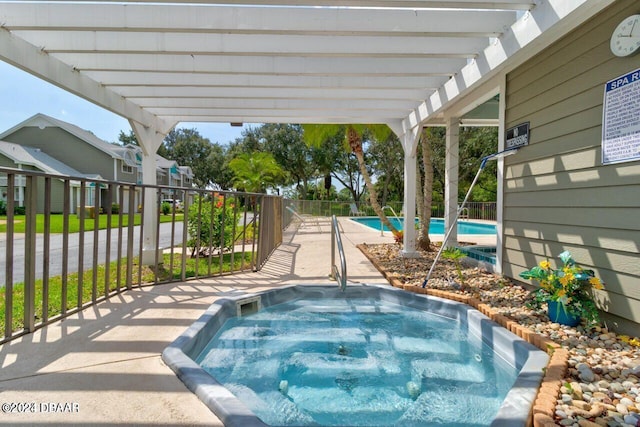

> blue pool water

[
  {"left": 194, "top": 297, "right": 517, "bottom": 426},
  {"left": 352, "top": 217, "right": 496, "bottom": 234}
]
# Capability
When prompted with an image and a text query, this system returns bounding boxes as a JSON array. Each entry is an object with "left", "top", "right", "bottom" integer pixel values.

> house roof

[
  {"left": 179, "top": 166, "right": 193, "bottom": 179},
  {"left": 0, "top": 115, "right": 189, "bottom": 176},
  {"left": 0, "top": 140, "right": 102, "bottom": 180},
  {"left": 0, "top": 113, "right": 122, "bottom": 159}
]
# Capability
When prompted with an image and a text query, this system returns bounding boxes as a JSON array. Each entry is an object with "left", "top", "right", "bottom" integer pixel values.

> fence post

[
  {"left": 24, "top": 175, "right": 37, "bottom": 332},
  {"left": 4, "top": 174, "right": 15, "bottom": 338}
]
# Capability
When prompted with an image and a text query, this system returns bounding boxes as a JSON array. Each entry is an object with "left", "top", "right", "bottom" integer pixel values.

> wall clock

[{"left": 611, "top": 14, "right": 640, "bottom": 57}]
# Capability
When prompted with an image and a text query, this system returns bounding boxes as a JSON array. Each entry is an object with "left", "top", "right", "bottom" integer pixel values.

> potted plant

[{"left": 520, "top": 250, "right": 604, "bottom": 326}]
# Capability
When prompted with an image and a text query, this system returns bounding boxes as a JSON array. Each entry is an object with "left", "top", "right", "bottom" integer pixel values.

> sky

[{"left": 0, "top": 61, "right": 253, "bottom": 146}]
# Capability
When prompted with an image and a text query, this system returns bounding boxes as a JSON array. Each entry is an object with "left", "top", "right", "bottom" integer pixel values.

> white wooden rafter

[
  {"left": 402, "top": 0, "right": 616, "bottom": 131},
  {"left": 0, "top": 1, "right": 525, "bottom": 127}
]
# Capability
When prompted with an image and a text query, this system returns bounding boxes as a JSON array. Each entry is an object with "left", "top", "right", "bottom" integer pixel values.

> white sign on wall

[{"left": 602, "top": 67, "right": 640, "bottom": 165}]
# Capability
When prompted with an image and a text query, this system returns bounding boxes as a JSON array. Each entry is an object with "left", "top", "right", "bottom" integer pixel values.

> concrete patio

[{"left": 0, "top": 217, "right": 495, "bottom": 426}]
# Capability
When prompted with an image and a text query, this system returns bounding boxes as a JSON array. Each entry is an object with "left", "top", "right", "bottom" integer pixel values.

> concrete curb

[{"left": 358, "top": 243, "right": 567, "bottom": 427}]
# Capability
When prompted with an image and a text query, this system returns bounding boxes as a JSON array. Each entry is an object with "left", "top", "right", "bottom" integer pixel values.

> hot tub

[{"left": 162, "top": 284, "right": 548, "bottom": 427}]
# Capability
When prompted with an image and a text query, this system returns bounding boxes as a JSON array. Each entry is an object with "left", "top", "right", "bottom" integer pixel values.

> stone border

[{"left": 358, "top": 244, "right": 568, "bottom": 427}]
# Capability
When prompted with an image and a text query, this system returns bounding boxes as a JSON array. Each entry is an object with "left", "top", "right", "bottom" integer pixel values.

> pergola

[{"left": 0, "top": 0, "right": 614, "bottom": 262}]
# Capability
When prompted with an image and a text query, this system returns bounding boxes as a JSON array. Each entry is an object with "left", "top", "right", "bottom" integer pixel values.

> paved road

[{"left": 0, "top": 222, "right": 184, "bottom": 286}]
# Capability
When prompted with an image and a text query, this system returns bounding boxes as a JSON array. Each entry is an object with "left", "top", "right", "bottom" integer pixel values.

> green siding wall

[
  {"left": 503, "top": 0, "right": 640, "bottom": 332},
  {"left": 4, "top": 127, "right": 115, "bottom": 179},
  {"left": 0, "top": 155, "right": 17, "bottom": 168}
]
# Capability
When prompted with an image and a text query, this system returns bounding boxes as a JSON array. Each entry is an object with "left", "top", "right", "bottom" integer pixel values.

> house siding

[
  {"left": 503, "top": 0, "right": 640, "bottom": 333},
  {"left": 4, "top": 127, "right": 115, "bottom": 180},
  {"left": 35, "top": 177, "right": 66, "bottom": 214},
  {"left": 0, "top": 155, "right": 16, "bottom": 168}
]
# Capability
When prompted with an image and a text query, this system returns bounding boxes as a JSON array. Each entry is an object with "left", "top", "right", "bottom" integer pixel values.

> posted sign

[
  {"left": 602, "top": 67, "right": 640, "bottom": 165},
  {"left": 505, "top": 122, "right": 530, "bottom": 149}
]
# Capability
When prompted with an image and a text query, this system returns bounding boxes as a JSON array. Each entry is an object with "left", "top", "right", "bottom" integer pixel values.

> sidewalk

[{"left": 0, "top": 217, "right": 392, "bottom": 426}]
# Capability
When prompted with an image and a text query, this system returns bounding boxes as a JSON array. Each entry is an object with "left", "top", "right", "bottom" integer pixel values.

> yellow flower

[
  {"left": 559, "top": 272, "right": 575, "bottom": 287},
  {"left": 539, "top": 260, "right": 551, "bottom": 270},
  {"left": 630, "top": 338, "right": 640, "bottom": 347},
  {"left": 619, "top": 335, "right": 630, "bottom": 343},
  {"left": 589, "top": 277, "right": 604, "bottom": 290},
  {"left": 556, "top": 289, "right": 566, "bottom": 298}
]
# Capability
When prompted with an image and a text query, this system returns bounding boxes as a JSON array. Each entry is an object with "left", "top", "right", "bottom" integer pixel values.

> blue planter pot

[{"left": 547, "top": 301, "right": 581, "bottom": 326}]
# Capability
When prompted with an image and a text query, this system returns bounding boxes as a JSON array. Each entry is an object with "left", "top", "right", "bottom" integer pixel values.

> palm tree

[
  {"left": 302, "top": 124, "right": 399, "bottom": 235},
  {"left": 229, "top": 152, "right": 283, "bottom": 193},
  {"left": 417, "top": 128, "right": 435, "bottom": 250}
]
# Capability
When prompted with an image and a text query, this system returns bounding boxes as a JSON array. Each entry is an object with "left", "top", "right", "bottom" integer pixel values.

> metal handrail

[
  {"left": 330, "top": 215, "right": 347, "bottom": 291},
  {"left": 381, "top": 205, "right": 401, "bottom": 236}
]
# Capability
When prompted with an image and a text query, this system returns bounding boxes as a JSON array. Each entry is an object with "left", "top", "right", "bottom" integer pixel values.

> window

[{"left": 122, "top": 164, "right": 134, "bottom": 174}]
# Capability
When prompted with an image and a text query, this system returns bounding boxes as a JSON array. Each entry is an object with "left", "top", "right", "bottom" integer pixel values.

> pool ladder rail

[
  {"left": 330, "top": 215, "right": 347, "bottom": 291},
  {"left": 381, "top": 205, "right": 401, "bottom": 236}
]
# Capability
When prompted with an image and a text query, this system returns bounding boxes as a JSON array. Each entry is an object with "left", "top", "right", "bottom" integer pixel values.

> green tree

[
  {"left": 207, "top": 143, "right": 234, "bottom": 190},
  {"left": 430, "top": 127, "right": 498, "bottom": 203},
  {"left": 369, "top": 133, "right": 404, "bottom": 205},
  {"left": 260, "top": 124, "right": 316, "bottom": 198},
  {"left": 229, "top": 152, "right": 283, "bottom": 193},
  {"left": 117, "top": 129, "right": 138, "bottom": 146},
  {"left": 331, "top": 150, "right": 366, "bottom": 202},
  {"left": 309, "top": 132, "right": 347, "bottom": 201},
  {"left": 302, "top": 124, "right": 398, "bottom": 235},
  {"left": 459, "top": 127, "right": 499, "bottom": 201},
  {"left": 163, "top": 128, "right": 218, "bottom": 188}
]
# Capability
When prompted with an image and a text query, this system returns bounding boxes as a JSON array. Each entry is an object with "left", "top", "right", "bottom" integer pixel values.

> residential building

[
  {"left": 499, "top": 1, "right": 640, "bottom": 334},
  {"left": 0, "top": 114, "right": 193, "bottom": 213},
  {"left": 0, "top": 140, "right": 100, "bottom": 213}
]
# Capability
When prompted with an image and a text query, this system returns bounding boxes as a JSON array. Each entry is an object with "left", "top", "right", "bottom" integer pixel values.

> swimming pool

[
  {"left": 163, "top": 284, "right": 547, "bottom": 427},
  {"left": 352, "top": 217, "right": 496, "bottom": 234}
]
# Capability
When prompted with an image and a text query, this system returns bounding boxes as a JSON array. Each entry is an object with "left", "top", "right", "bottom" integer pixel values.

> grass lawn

[
  {"left": 0, "top": 213, "right": 184, "bottom": 234},
  {"left": 0, "top": 251, "right": 253, "bottom": 334}
]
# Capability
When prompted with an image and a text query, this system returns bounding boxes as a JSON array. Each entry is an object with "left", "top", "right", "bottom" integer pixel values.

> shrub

[
  {"left": 442, "top": 247, "right": 467, "bottom": 287},
  {"left": 187, "top": 195, "right": 236, "bottom": 257},
  {"left": 14, "top": 206, "right": 25, "bottom": 215},
  {"left": 111, "top": 203, "right": 120, "bottom": 214},
  {"left": 0, "top": 200, "right": 6, "bottom": 216},
  {"left": 161, "top": 201, "right": 171, "bottom": 215}
]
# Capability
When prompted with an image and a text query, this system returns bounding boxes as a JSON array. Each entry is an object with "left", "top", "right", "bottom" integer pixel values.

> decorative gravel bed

[{"left": 359, "top": 243, "right": 640, "bottom": 427}]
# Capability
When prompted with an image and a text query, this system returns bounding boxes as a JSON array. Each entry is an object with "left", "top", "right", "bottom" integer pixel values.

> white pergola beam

[
  {"left": 0, "top": 27, "right": 168, "bottom": 132},
  {"left": 2, "top": 0, "right": 534, "bottom": 8},
  {"left": 133, "top": 98, "right": 418, "bottom": 110},
  {"left": 49, "top": 53, "right": 467, "bottom": 76},
  {"left": 86, "top": 72, "right": 447, "bottom": 90},
  {"left": 19, "top": 32, "right": 488, "bottom": 58},
  {"left": 1, "top": 4, "right": 517, "bottom": 35},
  {"left": 108, "top": 86, "right": 432, "bottom": 100},
  {"left": 163, "top": 115, "right": 403, "bottom": 124},
  {"left": 145, "top": 107, "right": 408, "bottom": 118}
]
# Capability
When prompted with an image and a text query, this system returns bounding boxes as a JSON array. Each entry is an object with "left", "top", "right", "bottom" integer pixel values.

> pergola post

[
  {"left": 444, "top": 116, "right": 459, "bottom": 248},
  {"left": 391, "top": 123, "right": 420, "bottom": 258},
  {"left": 130, "top": 120, "right": 166, "bottom": 265},
  {"left": 496, "top": 76, "right": 507, "bottom": 274}
]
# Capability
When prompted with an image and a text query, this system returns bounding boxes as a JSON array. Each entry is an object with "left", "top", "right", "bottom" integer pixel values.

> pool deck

[{"left": 0, "top": 217, "right": 496, "bottom": 426}]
